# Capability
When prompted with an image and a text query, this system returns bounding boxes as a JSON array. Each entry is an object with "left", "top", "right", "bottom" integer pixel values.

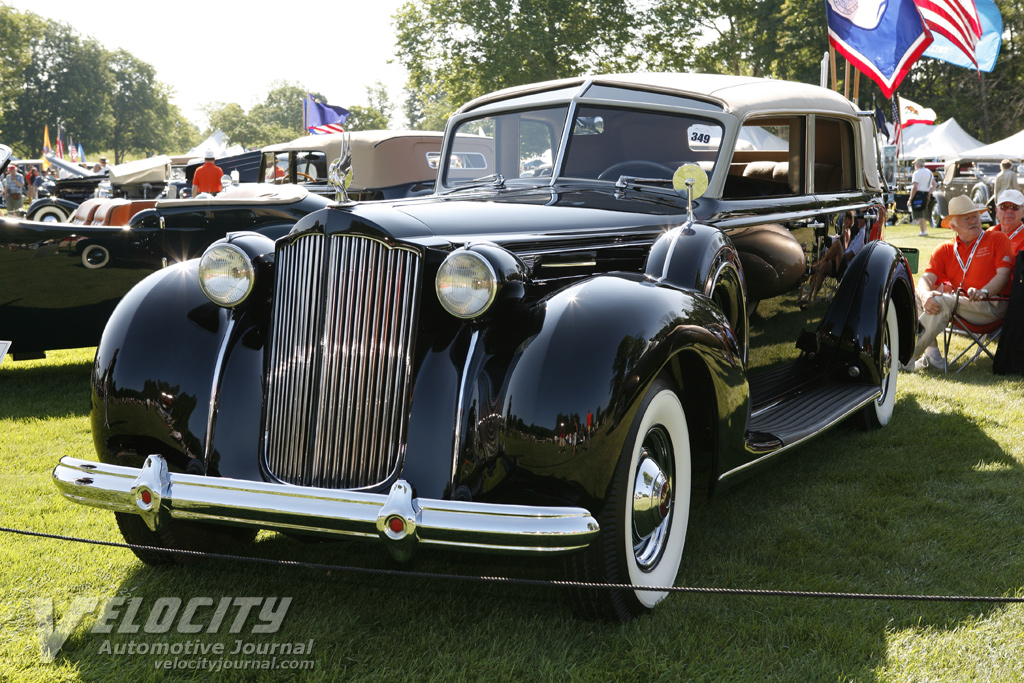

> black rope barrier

[{"left": 3, "top": 525, "right": 1023, "bottom": 603}]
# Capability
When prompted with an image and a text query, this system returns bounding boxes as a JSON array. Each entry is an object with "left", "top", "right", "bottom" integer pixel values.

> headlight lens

[
  {"left": 436, "top": 250, "right": 498, "bottom": 318},
  {"left": 198, "top": 243, "right": 255, "bottom": 307}
]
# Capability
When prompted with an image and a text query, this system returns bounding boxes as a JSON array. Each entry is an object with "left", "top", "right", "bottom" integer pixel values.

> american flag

[
  {"left": 915, "top": 0, "right": 983, "bottom": 68},
  {"left": 55, "top": 129, "right": 64, "bottom": 159},
  {"left": 69, "top": 136, "right": 78, "bottom": 162},
  {"left": 304, "top": 95, "right": 349, "bottom": 135}
]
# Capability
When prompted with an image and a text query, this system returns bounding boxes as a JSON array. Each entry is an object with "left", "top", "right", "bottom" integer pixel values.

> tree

[
  {"left": 202, "top": 81, "right": 331, "bottom": 148},
  {"left": 6, "top": 18, "right": 112, "bottom": 159},
  {"left": 394, "top": 0, "right": 645, "bottom": 127},
  {"left": 344, "top": 82, "right": 395, "bottom": 131},
  {"left": 108, "top": 50, "right": 180, "bottom": 163},
  {"left": 0, "top": 6, "right": 33, "bottom": 150}
]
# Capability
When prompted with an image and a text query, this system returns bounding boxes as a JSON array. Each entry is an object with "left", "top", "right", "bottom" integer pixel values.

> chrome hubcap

[{"left": 632, "top": 428, "right": 673, "bottom": 571}]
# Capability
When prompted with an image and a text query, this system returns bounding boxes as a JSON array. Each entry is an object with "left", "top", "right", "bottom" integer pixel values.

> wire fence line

[{"left": 4, "top": 525, "right": 1024, "bottom": 603}]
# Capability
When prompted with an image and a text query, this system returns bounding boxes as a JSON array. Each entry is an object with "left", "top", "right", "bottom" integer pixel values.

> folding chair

[{"left": 942, "top": 293, "right": 1007, "bottom": 373}]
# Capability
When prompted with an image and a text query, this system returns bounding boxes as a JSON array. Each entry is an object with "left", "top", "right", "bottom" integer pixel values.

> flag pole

[{"left": 829, "top": 45, "right": 838, "bottom": 91}]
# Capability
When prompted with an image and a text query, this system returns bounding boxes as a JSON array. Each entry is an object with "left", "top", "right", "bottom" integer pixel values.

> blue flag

[
  {"left": 304, "top": 95, "right": 349, "bottom": 135},
  {"left": 826, "top": 0, "right": 931, "bottom": 98}
]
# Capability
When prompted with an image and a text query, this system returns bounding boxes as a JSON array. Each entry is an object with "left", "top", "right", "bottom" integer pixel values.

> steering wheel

[
  {"left": 598, "top": 160, "right": 675, "bottom": 181},
  {"left": 296, "top": 172, "right": 315, "bottom": 181}
]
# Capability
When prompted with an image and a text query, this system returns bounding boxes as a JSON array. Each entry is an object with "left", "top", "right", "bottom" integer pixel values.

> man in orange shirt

[
  {"left": 994, "top": 189, "right": 1024, "bottom": 255},
  {"left": 908, "top": 195, "right": 1013, "bottom": 371},
  {"left": 192, "top": 151, "right": 224, "bottom": 196}
]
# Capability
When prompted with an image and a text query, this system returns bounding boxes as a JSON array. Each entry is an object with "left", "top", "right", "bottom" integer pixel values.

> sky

[{"left": 4, "top": 0, "right": 410, "bottom": 129}]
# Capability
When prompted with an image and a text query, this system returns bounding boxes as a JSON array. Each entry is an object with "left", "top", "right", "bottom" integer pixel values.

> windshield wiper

[{"left": 451, "top": 173, "right": 507, "bottom": 191}]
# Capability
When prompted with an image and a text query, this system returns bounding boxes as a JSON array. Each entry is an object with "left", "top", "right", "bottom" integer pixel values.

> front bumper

[{"left": 53, "top": 455, "right": 600, "bottom": 561}]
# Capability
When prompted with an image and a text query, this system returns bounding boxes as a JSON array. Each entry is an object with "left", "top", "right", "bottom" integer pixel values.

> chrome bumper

[{"left": 53, "top": 455, "right": 599, "bottom": 561}]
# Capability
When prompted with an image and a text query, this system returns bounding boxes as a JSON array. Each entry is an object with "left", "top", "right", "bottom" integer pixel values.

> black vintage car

[
  {"left": 1, "top": 184, "right": 333, "bottom": 358},
  {"left": 53, "top": 73, "right": 917, "bottom": 621}
]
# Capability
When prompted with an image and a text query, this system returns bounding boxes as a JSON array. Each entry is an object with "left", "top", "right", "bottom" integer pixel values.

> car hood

[{"left": 337, "top": 187, "right": 699, "bottom": 246}]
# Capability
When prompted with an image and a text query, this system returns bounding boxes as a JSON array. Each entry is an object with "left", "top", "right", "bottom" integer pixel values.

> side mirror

[{"left": 0, "top": 144, "right": 11, "bottom": 175}]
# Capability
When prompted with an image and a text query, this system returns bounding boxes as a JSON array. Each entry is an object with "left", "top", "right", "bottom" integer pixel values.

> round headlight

[
  {"left": 436, "top": 250, "right": 498, "bottom": 318},
  {"left": 198, "top": 243, "right": 255, "bottom": 307}
]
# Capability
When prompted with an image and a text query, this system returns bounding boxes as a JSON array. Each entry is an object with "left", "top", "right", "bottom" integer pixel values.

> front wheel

[
  {"left": 856, "top": 302, "right": 899, "bottom": 430},
  {"left": 81, "top": 243, "right": 110, "bottom": 269},
  {"left": 564, "top": 378, "right": 691, "bottom": 621}
]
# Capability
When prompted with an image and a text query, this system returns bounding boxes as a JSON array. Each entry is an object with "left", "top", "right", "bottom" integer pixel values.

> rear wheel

[
  {"left": 29, "top": 204, "right": 69, "bottom": 223},
  {"left": 929, "top": 201, "right": 942, "bottom": 229},
  {"left": 856, "top": 302, "right": 899, "bottom": 430},
  {"left": 564, "top": 378, "right": 691, "bottom": 621},
  {"left": 115, "top": 512, "right": 257, "bottom": 566}
]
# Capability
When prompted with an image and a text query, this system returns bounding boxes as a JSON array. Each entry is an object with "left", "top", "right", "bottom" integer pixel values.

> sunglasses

[{"left": 999, "top": 203, "right": 1023, "bottom": 210}]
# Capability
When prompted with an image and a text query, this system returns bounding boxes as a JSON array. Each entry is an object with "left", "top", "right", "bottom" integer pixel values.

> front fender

[
  {"left": 91, "top": 259, "right": 268, "bottom": 481},
  {"left": 453, "top": 273, "right": 748, "bottom": 513}
]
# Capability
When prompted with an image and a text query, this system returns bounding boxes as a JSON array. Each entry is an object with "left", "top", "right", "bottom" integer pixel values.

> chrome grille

[{"left": 263, "top": 233, "right": 421, "bottom": 489}]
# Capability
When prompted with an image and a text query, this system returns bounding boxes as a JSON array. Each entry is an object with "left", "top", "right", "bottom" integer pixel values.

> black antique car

[
  {"left": 53, "top": 73, "right": 917, "bottom": 621},
  {"left": 1, "top": 184, "right": 334, "bottom": 358}
]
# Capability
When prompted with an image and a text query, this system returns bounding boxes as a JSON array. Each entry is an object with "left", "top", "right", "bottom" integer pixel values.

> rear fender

[{"left": 816, "top": 240, "right": 916, "bottom": 381}]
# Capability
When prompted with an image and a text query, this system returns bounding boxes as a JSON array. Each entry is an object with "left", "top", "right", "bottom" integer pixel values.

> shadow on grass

[
  {"left": 0, "top": 355, "right": 93, "bottom": 420},
  {"left": 44, "top": 391, "right": 1024, "bottom": 681}
]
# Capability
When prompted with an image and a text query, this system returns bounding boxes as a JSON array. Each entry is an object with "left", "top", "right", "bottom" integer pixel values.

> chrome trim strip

[
  {"left": 451, "top": 329, "right": 480, "bottom": 485},
  {"left": 54, "top": 456, "right": 599, "bottom": 557},
  {"left": 719, "top": 388, "right": 882, "bottom": 481},
  {"left": 203, "top": 315, "right": 236, "bottom": 465}
]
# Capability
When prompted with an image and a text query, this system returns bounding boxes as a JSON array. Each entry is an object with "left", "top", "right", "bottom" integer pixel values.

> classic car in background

[
  {"left": 54, "top": 73, "right": 917, "bottom": 621},
  {"left": 927, "top": 157, "right": 1012, "bottom": 227},
  {"left": 27, "top": 155, "right": 173, "bottom": 222},
  {"left": 260, "top": 129, "right": 463, "bottom": 200},
  {"left": 1, "top": 184, "right": 333, "bottom": 358}
]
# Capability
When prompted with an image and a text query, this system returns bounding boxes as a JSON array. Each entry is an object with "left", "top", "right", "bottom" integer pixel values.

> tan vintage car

[{"left": 259, "top": 129, "right": 489, "bottom": 201}]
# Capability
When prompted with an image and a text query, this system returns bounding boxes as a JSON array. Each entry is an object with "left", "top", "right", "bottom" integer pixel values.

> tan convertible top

[
  {"left": 460, "top": 73, "right": 862, "bottom": 121},
  {"left": 263, "top": 130, "right": 444, "bottom": 189}
]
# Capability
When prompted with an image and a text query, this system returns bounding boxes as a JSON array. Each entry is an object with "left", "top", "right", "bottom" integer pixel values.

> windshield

[{"left": 443, "top": 104, "right": 724, "bottom": 189}]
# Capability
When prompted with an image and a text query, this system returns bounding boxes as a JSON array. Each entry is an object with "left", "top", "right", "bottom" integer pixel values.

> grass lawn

[{"left": 2, "top": 221, "right": 1024, "bottom": 681}]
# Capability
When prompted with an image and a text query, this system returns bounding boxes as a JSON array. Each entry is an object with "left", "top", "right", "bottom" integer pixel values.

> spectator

[
  {"left": 3, "top": 164, "right": 26, "bottom": 216},
  {"left": 906, "top": 195, "right": 1013, "bottom": 371},
  {"left": 98, "top": 157, "right": 110, "bottom": 175},
  {"left": 24, "top": 165, "right": 38, "bottom": 201},
  {"left": 192, "top": 150, "right": 224, "bottom": 196},
  {"left": 994, "top": 189, "right": 1024, "bottom": 256},
  {"left": 993, "top": 159, "right": 1020, "bottom": 204},
  {"left": 909, "top": 158, "right": 936, "bottom": 237}
]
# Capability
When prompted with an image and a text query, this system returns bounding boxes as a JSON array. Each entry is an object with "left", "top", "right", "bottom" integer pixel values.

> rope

[{"left": 3, "top": 525, "right": 1022, "bottom": 603}]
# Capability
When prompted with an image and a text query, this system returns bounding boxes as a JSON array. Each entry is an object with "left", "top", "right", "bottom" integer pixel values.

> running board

[{"left": 745, "top": 381, "right": 880, "bottom": 453}]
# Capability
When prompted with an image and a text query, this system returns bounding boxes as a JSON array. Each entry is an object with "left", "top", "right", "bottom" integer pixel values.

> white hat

[
  {"left": 997, "top": 189, "right": 1024, "bottom": 206},
  {"left": 204, "top": 149, "right": 215, "bottom": 159}
]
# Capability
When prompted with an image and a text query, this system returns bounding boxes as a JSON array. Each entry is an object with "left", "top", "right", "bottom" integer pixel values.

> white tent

[
  {"left": 186, "top": 130, "right": 245, "bottom": 159},
  {"left": 895, "top": 119, "right": 983, "bottom": 160},
  {"left": 959, "top": 129, "right": 1024, "bottom": 159}
]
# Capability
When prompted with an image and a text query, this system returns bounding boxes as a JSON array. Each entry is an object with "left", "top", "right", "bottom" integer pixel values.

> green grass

[{"left": 3, "top": 227, "right": 1024, "bottom": 681}]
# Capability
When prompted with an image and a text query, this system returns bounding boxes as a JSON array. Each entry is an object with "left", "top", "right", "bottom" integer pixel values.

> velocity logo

[{"left": 33, "top": 596, "right": 292, "bottom": 662}]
